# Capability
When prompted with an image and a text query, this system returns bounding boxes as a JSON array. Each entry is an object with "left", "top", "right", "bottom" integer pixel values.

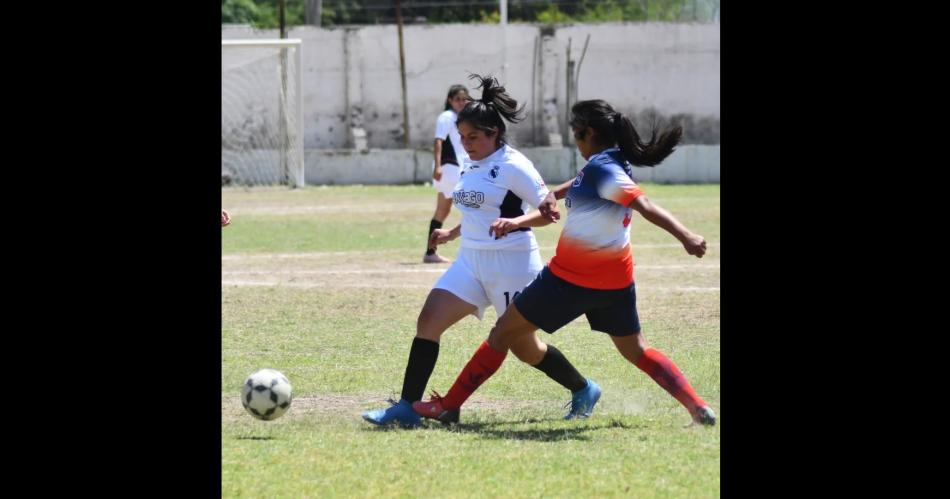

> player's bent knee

[
  {"left": 487, "top": 326, "right": 505, "bottom": 351},
  {"left": 511, "top": 342, "right": 544, "bottom": 365},
  {"left": 416, "top": 312, "right": 444, "bottom": 341},
  {"left": 612, "top": 333, "right": 646, "bottom": 363},
  {"left": 415, "top": 323, "right": 445, "bottom": 342},
  {"left": 493, "top": 325, "right": 528, "bottom": 352}
]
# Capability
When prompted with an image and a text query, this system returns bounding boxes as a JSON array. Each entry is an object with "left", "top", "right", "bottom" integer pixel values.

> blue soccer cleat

[
  {"left": 362, "top": 399, "right": 422, "bottom": 428},
  {"left": 564, "top": 379, "right": 602, "bottom": 420}
]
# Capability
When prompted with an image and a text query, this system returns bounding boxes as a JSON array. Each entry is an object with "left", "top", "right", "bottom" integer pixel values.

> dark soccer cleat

[{"left": 692, "top": 405, "right": 716, "bottom": 426}]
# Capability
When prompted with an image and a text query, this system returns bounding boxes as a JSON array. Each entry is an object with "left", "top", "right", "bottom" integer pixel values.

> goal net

[{"left": 222, "top": 39, "right": 304, "bottom": 187}]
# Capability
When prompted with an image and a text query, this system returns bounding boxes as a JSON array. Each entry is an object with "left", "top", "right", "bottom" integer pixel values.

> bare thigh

[{"left": 416, "top": 288, "right": 478, "bottom": 342}]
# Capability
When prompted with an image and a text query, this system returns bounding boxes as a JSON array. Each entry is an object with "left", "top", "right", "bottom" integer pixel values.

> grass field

[{"left": 222, "top": 183, "right": 720, "bottom": 498}]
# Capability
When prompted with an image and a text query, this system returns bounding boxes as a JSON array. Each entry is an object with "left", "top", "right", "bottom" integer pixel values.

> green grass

[{"left": 222, "top": 184, "right": 720, "bottom": 498}]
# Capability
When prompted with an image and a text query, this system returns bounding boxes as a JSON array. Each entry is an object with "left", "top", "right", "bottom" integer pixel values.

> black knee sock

[
  {"left": 400, "top": 338, "right": 440, "bottom": 402},
  {"left": 426, "top": 219, "right": 443, "bottom": 255},
  {"left": 531, "top": 344, "right": 588, "bottom": 393}
]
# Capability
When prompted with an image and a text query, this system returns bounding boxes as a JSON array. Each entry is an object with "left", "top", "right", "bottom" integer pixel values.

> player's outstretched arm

[
  {"left": 429, "top": 224, "right": 461, "bottom": 249},
  {"left": 551, "top": 179, "right": 574, "bottom": 200},
  {"left": 629, "top": 196, "right": 706, "bottom": 257},
  {"left": 489, "top": 210, "right": 555, "bottom": 239},
  {"left": 536, "top": 191, "right": 561, "bottom": 223}
]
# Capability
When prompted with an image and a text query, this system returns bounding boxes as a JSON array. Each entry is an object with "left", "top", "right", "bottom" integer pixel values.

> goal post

[{"left": 221, "top": 39, "right": 304, "bottom": 188}]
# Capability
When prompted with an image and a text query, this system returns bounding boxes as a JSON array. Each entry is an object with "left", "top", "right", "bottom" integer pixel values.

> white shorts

[
  {"left": 433, "top": 163, "right": 461, "bottom": 198},
  {"left": 433, "top": 247, "right": 544, "bottom": 320}
]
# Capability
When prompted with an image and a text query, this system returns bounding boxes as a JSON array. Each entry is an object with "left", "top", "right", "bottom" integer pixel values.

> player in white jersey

[
  {"left": 424, "top": 85, "right": 470, "bottom": 264},
  {"left": 363, "top": 75, "right": 596, "bottom": 427}
]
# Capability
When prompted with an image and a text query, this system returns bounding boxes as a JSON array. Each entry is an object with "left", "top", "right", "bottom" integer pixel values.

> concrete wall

[
  {"left": 557, "top": 23, "right": 721, "bottom": 144},
  {"left": 222, "top": 22, "right": 720, "bottom": 150},
  {"left": 303, "top": 145, "right": 718, "bottom": 185}
]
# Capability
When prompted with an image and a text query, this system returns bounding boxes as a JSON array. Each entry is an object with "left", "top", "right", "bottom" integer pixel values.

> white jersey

[
  {"left": 452, "top": 144, "right": 550, "bottom": 251},
  {"left": 434, "top": 110, "right": 469, "bottom": 166}
]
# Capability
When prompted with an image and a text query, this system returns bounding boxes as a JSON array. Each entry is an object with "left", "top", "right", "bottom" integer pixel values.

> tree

[
  {"left": 221, "top": 0, "right": 305, "bottom": 28},
  {"left": 222, "top": 0, "right": 720, "bottom": 28}
]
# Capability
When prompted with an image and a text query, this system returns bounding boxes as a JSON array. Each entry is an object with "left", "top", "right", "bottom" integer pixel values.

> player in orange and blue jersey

[{"left": 414, "top": 99, "right": 716, "bottom": 426}]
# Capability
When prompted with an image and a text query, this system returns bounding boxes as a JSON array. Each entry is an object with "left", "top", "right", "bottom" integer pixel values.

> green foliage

[
  {"left": 577, "top": 0, "right": 625, "bottom": 22},
  {"left": 479, "top": 9, "right": 501, "bottom": 24},
  {"left": 221, "top": 0, "right": 305, "bottom": 29},
  {"left": 536, "top": 4, "right": 575, "bottom": 24},
  {"left": 221, "top": 0, "right": 261, "bottom": 25},
  {"left": 222, "top": 1, "right": 719, "bottom": 28}
]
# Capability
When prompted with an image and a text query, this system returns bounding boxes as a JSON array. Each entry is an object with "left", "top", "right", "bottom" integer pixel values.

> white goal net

[{"left": 222, "top": 39, "right": 304, "bottom": 187}]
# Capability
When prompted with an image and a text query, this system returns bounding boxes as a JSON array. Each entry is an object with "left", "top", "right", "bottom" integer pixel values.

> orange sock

[
  {"left": 634, "top": 348, "right": 706, "bottom": 414},
  {"left": 441, "top": 341, "right": 507, "bottom": 410}
]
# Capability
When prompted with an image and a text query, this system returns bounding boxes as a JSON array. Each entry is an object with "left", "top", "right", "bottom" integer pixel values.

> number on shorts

[{"left": 503, "top": 291, "right": 521, "bottom": 308}]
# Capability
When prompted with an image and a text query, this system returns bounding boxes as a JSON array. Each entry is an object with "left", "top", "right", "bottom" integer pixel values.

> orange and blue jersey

[{"left": 549, "top": 148, "right": 644, "bottom": 289}]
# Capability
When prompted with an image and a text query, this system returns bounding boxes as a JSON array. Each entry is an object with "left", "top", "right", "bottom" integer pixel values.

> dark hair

[
  {"left": 456, "top": 74, "right": 524, "bottom": 146},
  {"left": 570, "top": 100, "right": 682, "bottom": 167},
  {"left": 444, "top": 84, "right": 469, "bottom": 111}
]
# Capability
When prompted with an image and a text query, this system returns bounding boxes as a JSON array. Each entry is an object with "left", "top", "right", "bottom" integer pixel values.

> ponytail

[
  {"left": 456, "top": 74, "right": 525, "bottom": 145},
  {"left": 571, "top": 100, "right": 682, "bottom": 167}
]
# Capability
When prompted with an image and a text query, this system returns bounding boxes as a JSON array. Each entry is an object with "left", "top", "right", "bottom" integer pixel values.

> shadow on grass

[
  {"left": 235, "top": 435, "right": 277, "bottom": 441},
  {"left": 358, "top": 418, "right": 647, "bottom": 441},
  {"left": 446, "top": 418, "right": 646, "bottom": 442}
]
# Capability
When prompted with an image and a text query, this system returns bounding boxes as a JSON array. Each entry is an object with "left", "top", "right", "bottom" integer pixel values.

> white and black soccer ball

[{"left": 241, "top": 369, "right": 293, "bottom": 421}]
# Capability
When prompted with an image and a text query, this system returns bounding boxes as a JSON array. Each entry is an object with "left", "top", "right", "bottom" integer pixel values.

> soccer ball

[{"left": 241, "top": 369, "right": 293, "bottom": 421}]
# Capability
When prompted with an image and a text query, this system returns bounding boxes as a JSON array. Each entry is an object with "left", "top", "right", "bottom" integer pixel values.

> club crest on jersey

[
  {"left": 572, "top": 171, "right": 584, "bottom": 187},
  {"left": 489, "top": 165, "right": 500, "bottom": 179}
]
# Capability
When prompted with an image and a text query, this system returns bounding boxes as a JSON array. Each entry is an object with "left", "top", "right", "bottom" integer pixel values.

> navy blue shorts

[{"left": 513, "top": 266, "right": 641, "bottom": 337}]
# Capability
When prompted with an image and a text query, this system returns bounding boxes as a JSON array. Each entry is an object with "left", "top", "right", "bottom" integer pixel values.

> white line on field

[
  {"left": 221, "top": 280, "right": 431, "bottom": 289},
  {"left": 221, "top": 250, "right": 397, "bottom": 260},
  {"left": 227, "top": 203, "right": 436, "bottom": 215},
  {"left": 221, "top": 243, "right": 721, "bottom": 260},
  {"left": 221, "top": 280, "right": 719, "bottom": 291},
  {"left": 221, "top": 264, "right": 720, "bottom": 276},
  {"left": 223, "top": 269, "right": 446, "bottom": 275}
]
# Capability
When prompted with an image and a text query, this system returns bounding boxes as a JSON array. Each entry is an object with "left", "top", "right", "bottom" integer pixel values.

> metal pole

[
  {"left": 574, "top": 34, "right": 590, "bottom": 101},
  {"left": 295, "top": 42, "right": 304, "bottom": 187},
  {"left": 565, "top": 37, "right": 573, "bottom": 146},
  {"left": 500, "top": 0, "right": 508, "bottom": 80},
  {"left": 306, "top": 0, "right": 322, "bottom": 27},
  {"left": 279, "top": 50, "right": 290, "bottom": 185},
  {"left": 277, "top": 1, "right": 290, "bottom": 184},
  {"left": 530, "top": 35, "right": 539, "bottom": 146},
  {"left": 396, "top": 0, "right": 410, "bottom": 148},
  {"left": 278, "top": 0, "right": 286, "bottom": 39}
]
